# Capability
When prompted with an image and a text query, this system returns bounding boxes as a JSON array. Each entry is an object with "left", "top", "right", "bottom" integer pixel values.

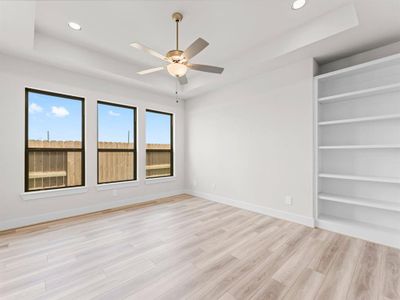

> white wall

[
  {"left": 0, "top": 53, "right": 185, "bottom": 230},
  {"left": 184, "top": 59, "right": 316, "bottom": 226}
]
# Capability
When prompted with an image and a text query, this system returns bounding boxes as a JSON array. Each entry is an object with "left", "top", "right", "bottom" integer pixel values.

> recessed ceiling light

[
  {"left": 68, "top": 22, "right": 81, "bottom": 31},
  {"left": 292, "top": 0, "right": 306, "bottom": 10}
]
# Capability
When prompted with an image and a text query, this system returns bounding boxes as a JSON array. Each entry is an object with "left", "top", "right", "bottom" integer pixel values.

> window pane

[
  {"left": 98, "top": 103, "right": 135, "bottom": 149},
  {"left": 28, "top": 91, "right": 82, "bottom": 148},
  {"left": 146, "top": 146, "right": 172, "bottom": 178},
  {"left": 27, "top": 151, "right": 82, "bottom": 191},
  {"left": 146, "top": 111, "right": 173, "bottom": 178},
  {"left": 26, "top": 90, "right": 84, "bottom": 192},
  {"left": 97, "top": 102, "right": 136, "bottom": 184},
  {"left": 98, "top": 152, "right": 135, "bottom": 183}
]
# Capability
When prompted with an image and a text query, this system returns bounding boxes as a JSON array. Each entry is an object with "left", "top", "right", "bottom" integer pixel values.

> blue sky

[
  {"left": 146, "top": 111, "right": 171, "bottom": 144},
  {"left": 98, "top": 103, "right": 134, "bottom": 143},
  {"left": 28, "top": 92, "right": 171, "bottom": 145},
  {"left": 28, "top": 92, "right": 82, "bottom": 141}
]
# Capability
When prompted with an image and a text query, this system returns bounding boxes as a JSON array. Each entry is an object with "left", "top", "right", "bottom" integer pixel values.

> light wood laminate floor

[{"left": 0, "top": 194, "right": 399, "bottom": 300}]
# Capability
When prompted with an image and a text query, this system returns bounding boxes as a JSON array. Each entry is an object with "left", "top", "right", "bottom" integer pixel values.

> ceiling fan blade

[
  {"left": 137, "top": 66, "right": 164, "bottom": 75},
  {"left": 184, "top": 38, "right": 209, "bottom": 60},
  {"left": 186, "top": 63, "right": 224, "bottom": 74},
  {"left": 178, "top": 75, "right": 188, "bottom": 85},
  {"left": 130, "top": 42, "right": 169, "bottom": 62}
]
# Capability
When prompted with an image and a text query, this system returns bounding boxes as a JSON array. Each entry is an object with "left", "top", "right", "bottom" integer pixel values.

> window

[
  {"left": 25, "top": 88, "right": 85, "bottom": 192},
  {"left": 146, "top": 110, "right": 173, "bottom": 178},
  {"left": 98, "top": 101, "right": 136, "bottom": 184}
]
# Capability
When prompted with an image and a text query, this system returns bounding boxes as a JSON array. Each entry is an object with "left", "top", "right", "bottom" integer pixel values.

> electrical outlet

[
  {"left": 212, "top": 183, "right": 216, "bottom": 190},
  {"left": 113, "top": 190, "right": 118, "bottom": 197},
  {"left": 285, "top": 196, "right": 293, "bottom": 206}
]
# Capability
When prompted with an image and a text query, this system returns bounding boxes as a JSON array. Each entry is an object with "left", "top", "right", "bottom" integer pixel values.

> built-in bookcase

[{"left": 314, "top": 54, "right": 400, "bottom": 249}]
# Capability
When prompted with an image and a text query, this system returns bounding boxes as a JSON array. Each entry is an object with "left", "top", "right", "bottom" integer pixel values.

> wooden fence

[
  {"left": 145, "top": 144, "right": 172, "bottom": 178},
  {"left": 28, "top": 141, "right": 82, "bottom": 191},
  {"left": 27, "top": 140, "right": 171, "bottom": 190}
]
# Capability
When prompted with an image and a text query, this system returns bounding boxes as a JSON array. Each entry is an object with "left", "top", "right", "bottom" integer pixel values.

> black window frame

[
  {"left": 97, "top": 101, "right": 137, "bottom": 185},
  {"left": 146, "top": 109, "right": 174, "bottom": 179},
  {"left": 25, "top": 88, "right": 85, "bottom": 192}
]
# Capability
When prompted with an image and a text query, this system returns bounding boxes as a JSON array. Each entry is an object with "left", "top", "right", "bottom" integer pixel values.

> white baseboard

[
  {"left": 317, "top": 217, "right": 400, "bottom": 250},
  {"left": 186, "top": 190, "right": 315, "bottom": 228},
  {"left": 0, "top": 189, "right": 185, "bottom": 231}
]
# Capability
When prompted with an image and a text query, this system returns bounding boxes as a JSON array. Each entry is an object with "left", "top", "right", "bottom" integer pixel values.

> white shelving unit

[{"left": 314, "top": 53, "right": 400, "bottom": 249}]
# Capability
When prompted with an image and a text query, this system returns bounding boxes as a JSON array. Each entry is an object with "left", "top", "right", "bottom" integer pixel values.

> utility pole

[
  {"left": 47, "top": 131, "right": 50, "bottom": 141},
  {"left": 128, "top": 130, "right": 130, "bottom": 144}
]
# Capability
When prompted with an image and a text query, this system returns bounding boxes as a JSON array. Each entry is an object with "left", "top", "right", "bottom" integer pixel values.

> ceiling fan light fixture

[
  {"left": 292, "top": 0, "right": 306, "bottom": 10},
  {"left": 167, "top": 63, "right": 187, "bottom": 78}
]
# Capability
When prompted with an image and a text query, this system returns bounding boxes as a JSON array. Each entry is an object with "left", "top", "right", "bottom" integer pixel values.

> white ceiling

[
  {"left": 34, "top": 0, "right": 351, "bottom": 66},
  {"left": 1, "top": 0, "right": 400, "bottom": 99}
]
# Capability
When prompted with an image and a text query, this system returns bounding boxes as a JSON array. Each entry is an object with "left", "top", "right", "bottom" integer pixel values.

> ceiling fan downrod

[{"left": 172, "top": 12, "right": 183, "bottom": 51}]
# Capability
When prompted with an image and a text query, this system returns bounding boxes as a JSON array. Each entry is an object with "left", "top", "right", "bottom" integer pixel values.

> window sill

[
  {"left": 96, "top": 180, "right": 140, "bottom": 191},
  {"left": 145, "top": 176, "right": 176, "bottom": 185},
  {"left": 20, "top": 186, "right": 88, "bottom": 201}
]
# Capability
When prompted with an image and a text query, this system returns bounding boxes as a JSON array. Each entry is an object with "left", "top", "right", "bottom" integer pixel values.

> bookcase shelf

[
  {"left": 318, "top": 82, "right": 400, "bottom": 103},
  {"left": 317, "top": 215, "right": 400, "bottom": 249},
  {"left": 319, "top": 193, "right": 400, "bottom": 212},
  {"left": 319, "top": 173, "right": 400, "bottom": 184},
  {"left": 318, "top": 114, "right": 400, "bottom": 126},
  {"left": 319, "top": 144, "right": 400, "bottom": 150}
]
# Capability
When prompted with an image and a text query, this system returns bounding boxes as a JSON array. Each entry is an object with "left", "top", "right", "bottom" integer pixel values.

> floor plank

[
  {"left": 347, "top": 242, "right": 383, "bottom": 300},
  {"left": 314, "top": 237, "right": 364, "bottom": 300},
  {"left": 382, "top": 246, "right": 400, "bottom": 300}
]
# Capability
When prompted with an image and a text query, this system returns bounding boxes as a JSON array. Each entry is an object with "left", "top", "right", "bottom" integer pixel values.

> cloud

[
  {"left": 51, "top": 106, "right": 70, "bottom": 118},
  {"left": 108, "top": 110, "right": 120, "bottom": 117},
  {"left": 29, "top": 103, "right": 43, "bottom": 114}
]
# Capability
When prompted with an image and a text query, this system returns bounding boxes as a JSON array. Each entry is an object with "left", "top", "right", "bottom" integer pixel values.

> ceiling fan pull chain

[{"left": 176, "top": 19, "right": 179, "bottom": 50}]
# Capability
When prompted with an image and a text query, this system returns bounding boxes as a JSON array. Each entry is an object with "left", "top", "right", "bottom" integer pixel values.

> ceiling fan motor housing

[{"left": 166, "top": 50, "right": 186, "bottom": 63}]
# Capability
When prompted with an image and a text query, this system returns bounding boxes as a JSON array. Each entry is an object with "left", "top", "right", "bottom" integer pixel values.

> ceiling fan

[{"left": 130, "top": 12, "right": 224, "bottom": 85}]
